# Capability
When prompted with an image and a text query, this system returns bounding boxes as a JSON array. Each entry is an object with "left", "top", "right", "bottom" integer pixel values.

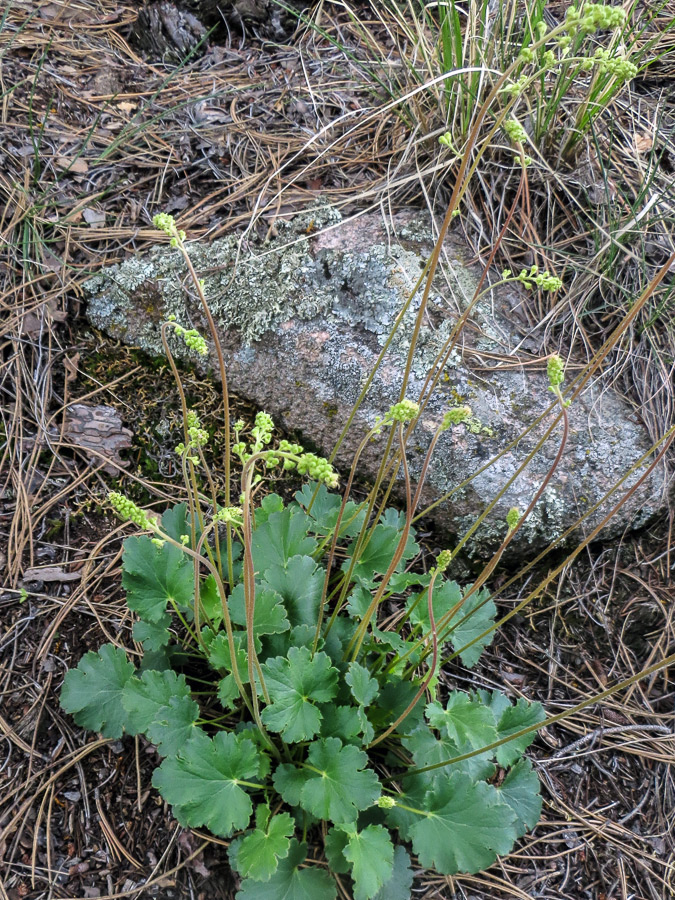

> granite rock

[{"left": 84, "top": 206, "right": 665, "bottom": 557}]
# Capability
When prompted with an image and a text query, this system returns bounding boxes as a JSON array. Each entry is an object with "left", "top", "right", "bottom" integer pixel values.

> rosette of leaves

[{"left": 61, "top": 489, "right": 545, "bottom": 900}]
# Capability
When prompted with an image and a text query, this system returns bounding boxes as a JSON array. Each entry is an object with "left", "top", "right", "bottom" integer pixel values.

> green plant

[
  {"left": 59, "top": 213, "right": 554, "bottom": 899},
  {"left": 61, "top": 484, "right": 545, "bottom": 899}
]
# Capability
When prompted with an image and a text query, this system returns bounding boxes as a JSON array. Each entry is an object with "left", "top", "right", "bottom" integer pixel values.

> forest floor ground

[{"left": 1, "top": 2, "right": 675, "bottom": 899}]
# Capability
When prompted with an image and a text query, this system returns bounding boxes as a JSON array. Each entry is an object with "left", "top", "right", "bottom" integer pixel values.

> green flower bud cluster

[
  {"left": 592, "top": 48, "right": 638, "bottom": 80},
  {"left": 213, "top": 506, "right": 244, "bottom": 526},
  {"left": 296, "top": 452, "right": 339, "bottom": 489},
  {"left": 385, "top": 400, "right": 420, "bottom": 424},
  {"left": 441, "top": 405, "right": 472, "bottom": 430},
  {"left": 435, "top": 549, "right": 453, "bottom": 573},
  {"left": 564, "top": 3, "right": 626, "bottom": 36},
  {"left": 376, "top": 796, "right": 397, "bottom": 810},
  {"left": 503, "top": 265, "right": 563, "bottom": 292},
  {"left": 251, "top": 411, "right": 274, "bottom": 446},
  {"left": 500, "top": 74, "right": 529, "bottom": 98},
  {"left": 176, "top": 411, "right": 209, "bottom": 462},
  {"left": 175, "top": 324, "right": 208, "bottom": 357},
  {"left": 506, "top": 507, "right": 522, "bottom": 531},
  {"left": 438, "top": 131, "right": 455, "bottom": 149},
  {"left": 547, "top": 354, "right": 565, "bottom": 390},
  {"left": 184, "top": 411, "right": 208, "bottom": 447},
  {"left": 277, "top": 439, "right": 304, "bottom": 471},
  {"left": 153, "top": 212, "right": 186, "bottom": 247},
  {"left": 108, "top": 492, "right": 157, "bottom": 532},
  {"left": 503, "top": 119, "right": 528, "bottom": 144}
]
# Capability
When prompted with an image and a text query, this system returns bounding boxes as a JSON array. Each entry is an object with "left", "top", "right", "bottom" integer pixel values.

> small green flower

[
  {"left": 506, "top": 507, "right": 521, "bottom": 531},
  {"left": 547, "top": 354, "right": 565, "bottom": 390},
  {"left": 504, "top": 119, "right": 528, "bottom": 145},
  {"left": 384, "top": 399, "right": 420, "bottom": 425},
  {"left": 167, "top": 320, "right": 208, "bottom": 357},
  {"left": 376, "top": 796, "right": 397, "bottom": 810},
  {"left": 153, "top": 212, "right": 176, "bottom": 235},
  {"left": 296, "top": 452, "right": 339, "bottom": 488},
  {"left": 542, "top": 49, "right": 557, "bottom": 69},
  {"left": 515, "top": 266, "right": 562, "bottom": 292},
  {"left": 435, "top": 549, "right": 453, "bottom": 573},
  {"left": 213, "top": 506, "right": 244, "bottom": 526},
  {"left": 108, "top": 492, "right": 157, "bottom": 532}
]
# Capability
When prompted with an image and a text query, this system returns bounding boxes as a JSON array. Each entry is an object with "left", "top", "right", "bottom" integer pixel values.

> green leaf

[
  {"left": 371, "top": 680, "right": 425, "bottom": 736},
  {"left": 234, "top": 804, "right": 295, "bottom": 882},
  {"left": 444, "top": 588, "right": 497, "bottom": 668},
  {"left": 121, "top": 669, "right": 195, "bottom": 735},
  {"left": 385, "top": 570, "right": 431, "bottom": 593},
  {"left": 343, "top": 825, "right": 394, "bottom": 900},
  {"left": 407, "top": 579, "right": 462, "bottom": 630},
  {"left": 496, "top": 758, "right": 542, "bottom": 832},
  {"left": 425, "top": 693, "right": 497, "bottom": 750},
  {"left": 345, "top": 662, "right": 379, "bottom": 707},
  {"left": 145, "top": 695, "right": 202, "bottom": 757},
  {"left": 295, "top": 483, "right": 366, "bottom": 537},
  {"left": 261, "top": 647, "right": 338, "bottom": 742},
  {"left": 402, "top": 725, "right": 495, "bottom": 782},
  {"left": 346, "top": 585, "right": 374, "bottom": 621},
  {"left": 235, "top": 839, "right": 337, "bottom": 900},
  {"left": 371, "top": 846, "right": 413, "bottom": 900},
  {"left": 492, "top": 697, "right": 545, "bottom": 767},
  {"left": 320, "top": 705, "right": 362, "bottom": 741},
  {"left": 343, "top": 525, "right": 417, "bottom": 584},
  {"left": 277, "top": 738, "right": 381, "bottom": 825},
  {"left": 229, "top": 583, "right": 290, "bottom": 640},
  {"left": 152, "top": 730, "right": 264, "bottom": 837},
  {"left": 323, "top": 827, "right": 350, "bottom": 873},
  {"left": 161, "top": 503, "right": 190, "bottom": 541},
  {"left": 207, "top": 630, "right": 250, "bottom": 678},
  {"left": 218, "top": 674, "right": 241, "bottom": 710},
  {"left": 273, "top": 762, "right": 307, "bottom": 807},
  {"left": 60, "top": 644, "right": 135, "bottom": 738},
  {"left": 255, "top": 493, "right": 285, "bottom": 524},
  {"left": 408, "top": 774, "right": 517, "bottom": 874},
  {"left": 262, "top": 556, "right": 324, "bottom": 627},
  {"left": 252, "top": 507, "right": 317, "bottom": 571},
  {"left": 132, "top": 614, "right": 171, "bottom": 651},
  {"left": 122, "top": 535, "right": 194, "bottom": 623},
  {"left": 200, "top": 575, "right": 223, "bottom": 627}
]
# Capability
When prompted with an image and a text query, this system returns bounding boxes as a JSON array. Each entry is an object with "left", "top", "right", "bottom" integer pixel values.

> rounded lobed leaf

[
  {"left": 152, "top": 730, "right": 264, "bottom": 837},
  {"left": 407, "top": 773, "right": 518, "bottom": 875},
  {"left": 274, "top": 738, "right": 381, "bottom": 825},
  {"left": 60, "top": 644, "right": 135, "bottom": 738},
  {"left": 235, "top": 839, "right": 337, "bottom": 900},
  {"left": 261, "top": 647, "right": 338, "bottom": 743},
  {"left": 233, "top": 804, "right": 295, "bottom": 882}
]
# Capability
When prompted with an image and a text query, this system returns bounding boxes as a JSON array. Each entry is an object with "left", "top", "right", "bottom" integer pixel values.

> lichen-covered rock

[{"left": 84, "top": 206, "right": 665, "bottom": 557}]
